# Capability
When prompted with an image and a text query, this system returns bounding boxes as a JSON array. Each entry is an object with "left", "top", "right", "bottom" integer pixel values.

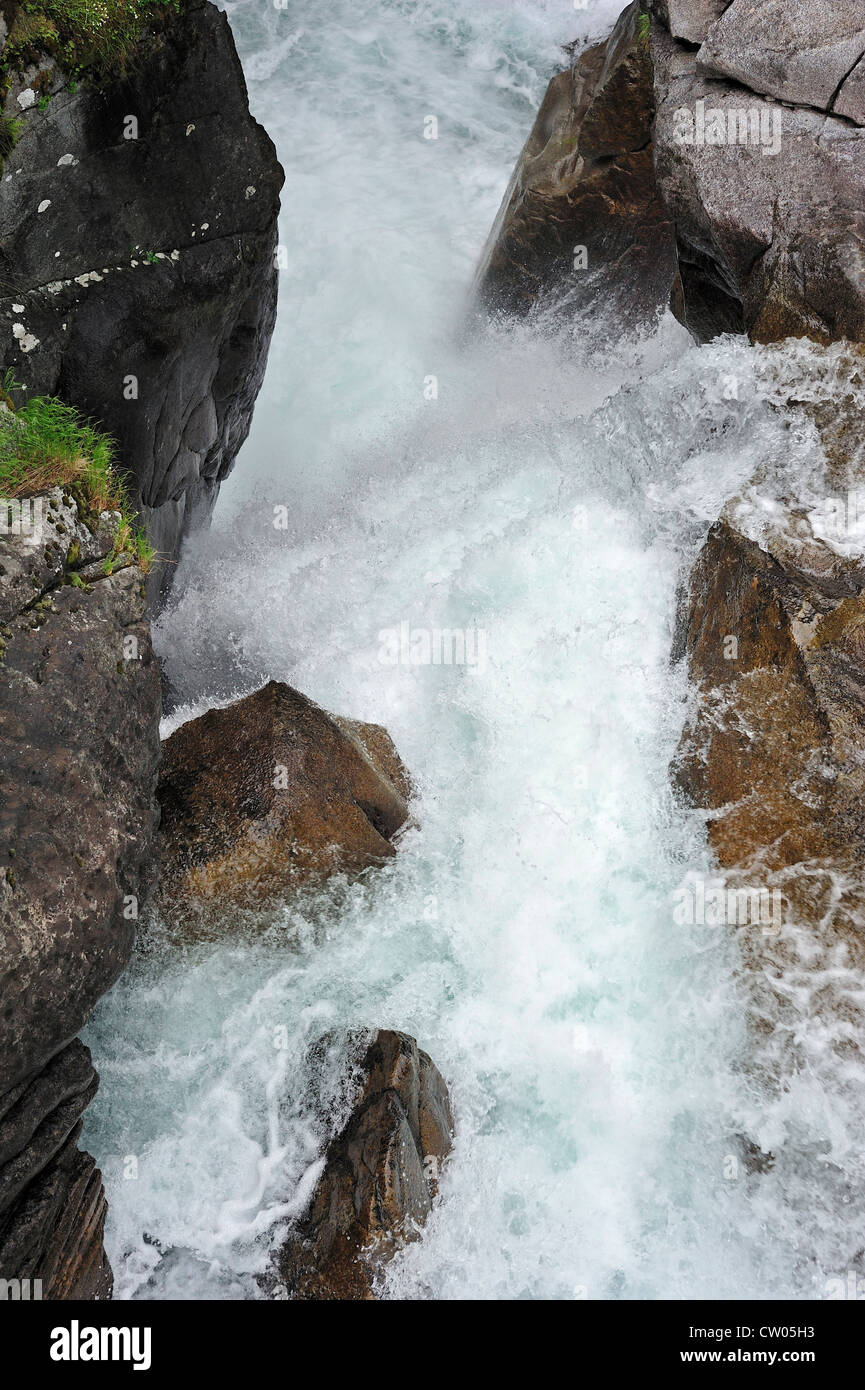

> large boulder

[
  {"left": 474, "top": 1, "right": 678, "bottom": 331},
  {"left": 0, "top": 490, "right": 161, "bottom": 1297},
  {"left": 278, "top": 1030, "right": 453, "bottom": 1300},
  {"left": 0, "top": 0, "right": 284, "bottom": 601},
  {"left": 650, "top": 18, "right": 865, "bottom": 343},
  {"left": 157, "top": 681, "right": 412, "bottom": 919}
]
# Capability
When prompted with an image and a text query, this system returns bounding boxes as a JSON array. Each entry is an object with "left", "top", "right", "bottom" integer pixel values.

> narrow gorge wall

[
  {"left": 0, "top": 0, "right": 284, "bottom": 600},
  {"left": 0, "top": 0, "right": 283, "bottom": 1297}
]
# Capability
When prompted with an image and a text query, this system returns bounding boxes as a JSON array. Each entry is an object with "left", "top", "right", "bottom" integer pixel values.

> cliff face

[
  {"left": 0, "top": 493, "right": 161, "bottom": 1297},
  {"left": 0, "top": 0, "right": 284, "bottom": 599},
  {"left": 0, "top": 0, "right": 283, "bottom": 1296}
]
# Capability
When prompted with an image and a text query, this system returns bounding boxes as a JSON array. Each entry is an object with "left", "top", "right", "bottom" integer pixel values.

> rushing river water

[{"left": 83, "top": 0, "right": 865, "bottom": 1300}]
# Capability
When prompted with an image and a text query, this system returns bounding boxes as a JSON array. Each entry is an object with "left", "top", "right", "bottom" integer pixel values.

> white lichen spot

[
  {"left": 54, "top": 250, "right": 60, "bottom": 257},
  {"left": 245, "top": 185, "right": 256, "bottom": 199},
  {"left": 46, "top": 281, "right": 63, "bottom": 294},
  {"left": 200, "top": 222, "right": 209, "bottom": 231},
  {"left": 12, "top": 303, "right": 24, "bottom": 313},
  {"left": 185, "top": 122, "right": 195, "bottom": 135},
  {"left": 130, "top": 259, "right": 139, "bottom": 267},
  {"left": 17, "top": 88, "right": 35, "bottom": 110},
  {"left": 170, "top": 250, "right": 180, "bottom": 261},
  {"left": 57, "top": 153, "right": 78, "bottom": 167},
  {"left": 12, "top": 323, "right": 39, "bottom": 353},
  {"left": 37, "top": 199, "right": 51, "bottom": 214}
]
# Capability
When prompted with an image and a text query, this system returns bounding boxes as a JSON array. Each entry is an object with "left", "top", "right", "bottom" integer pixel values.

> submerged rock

[
  {"left": 0, "top": 493, "right": 161, "bottom": 1297},
  {"left": 278, "top": 1030, "right": 453, "bottom": 1300},
  {"left": 157, "top": 681, "right": 412, "bottom": 919},
  {"left": 474, "top": 1, "right": 678, "bottom": 331}
]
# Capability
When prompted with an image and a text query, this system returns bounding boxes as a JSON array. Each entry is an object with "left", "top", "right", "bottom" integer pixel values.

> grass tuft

[
  {"left": 0, "top": 377, "right": 155, "bottom": 573},
  {"left": 2, "top": 0, "right": 184, "bottom": 85}
]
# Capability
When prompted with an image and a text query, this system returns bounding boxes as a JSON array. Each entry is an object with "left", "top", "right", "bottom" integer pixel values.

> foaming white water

[{"left": 82, "top": 0, "right": 865, "bottom": 1301}]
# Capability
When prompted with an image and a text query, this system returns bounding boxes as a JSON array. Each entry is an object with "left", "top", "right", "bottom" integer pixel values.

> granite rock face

[
  {"left": 0, "top": 1042, "right": 112, "bottom": 1300},
  {"left": 157, "top": 681, "right": 412, "bottom": 922},
  {"left": 474, "top": 1, "right": 678, "bottom": 332},
  {"left": 279, "top": 1030, "right": 453, "bottom": 1300},
  {"left": 697, "top": 0, "right": 865, "bottom": 119},
  {"left": 0, "top": 492, "right": 161, "bottom": 1296},
  {"left": 650, "top": 7, "right": 865, "bottom": 344},
  {"left": 0, "top": 0, "right": 284, "bottom": 601},
  {"left": 652, "top": 0, "right": 731, "bottom": 46}
]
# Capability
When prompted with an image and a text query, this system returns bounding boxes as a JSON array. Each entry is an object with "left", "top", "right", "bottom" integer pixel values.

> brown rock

[
  {"left": 474, "top": 2, "right": 678, "bottom": 330},
  {"left": 674, "top": 499, "right": 865, "bottom": 1090},
  {"left": 278, "top": 1030, "right": 453, "bottom": 1300},
  {"left": 157, "top": 681, "right": 412, "bottom": 919},
  {"left": 673, "top": 510, "right": 865, "bottom": 872}
]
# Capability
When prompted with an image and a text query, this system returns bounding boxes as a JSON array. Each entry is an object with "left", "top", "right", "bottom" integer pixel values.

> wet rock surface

[
  {"left": 278, "top": 1029, "right": 453, "bottom": 1300},
  {"left": 674, "top": 489, "right": 865, "bottom": 1104},
  {"left": 674, "top": 507, "right": 865, "bottom": 873},
  {"left": 474, "top": 1, "right": 678, "bottom": 332},
  {"left": 157, "top": 681, "right": 412, "bottom": 920},
  {"left": 0, "top": 492, "right": 161, "bottom": 1296}
]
